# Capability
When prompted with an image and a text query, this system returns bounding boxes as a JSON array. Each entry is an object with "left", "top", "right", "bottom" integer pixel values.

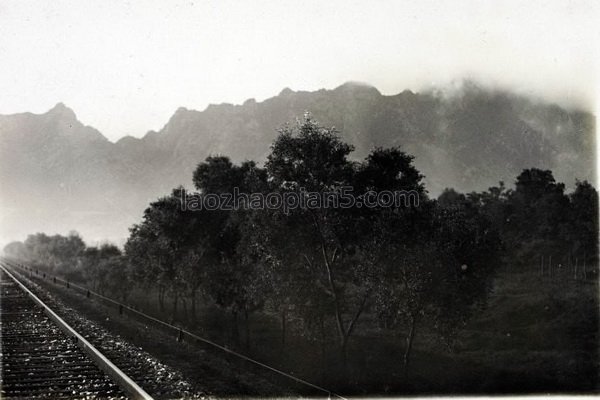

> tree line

[{"left": 4, "top": 116, "right": 598, "bottom": 371}]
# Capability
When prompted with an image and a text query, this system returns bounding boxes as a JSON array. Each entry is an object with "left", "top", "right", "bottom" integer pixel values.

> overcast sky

[{"left": 0, "top": 0, "right": 598, "bottom": 142}]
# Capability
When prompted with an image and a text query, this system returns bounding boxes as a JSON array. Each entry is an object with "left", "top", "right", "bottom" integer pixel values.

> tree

[
  {"left": 3, "top": 241, "right": 27, "bottom": 259},
  {"left": 82, "top": 244, "right": 121, "bottom": 292},
  {"left": 504, "top": 169, "right": 570, "bottom": 266},
  {"left": 20, "top": 232, "right": 85, "bottom": 276},
  {"left": 373, "top": 242, "right": 441, "bottom": 370},
  {"left": 431, "top": 192, "right": 501, "bottom": 351},
  {"left": 567, "top": 180, "right": 599, "bottom": 276},
  {"left": 125, "top": 189, "right": 192, "bottom": 315},
  {"left": 264, "top": 116, "right": 373, "bottom": 364},
  {"left": 372, "top": 184, "right": 501, "bottom": 373},
  {"left": 192, "top": 157, "right": 270, "bottom": 345}
]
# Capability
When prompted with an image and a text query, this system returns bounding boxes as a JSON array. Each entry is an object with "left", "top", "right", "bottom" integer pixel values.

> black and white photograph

[{"left": 0, "top": 1, "right": 598, "bottom": 398}]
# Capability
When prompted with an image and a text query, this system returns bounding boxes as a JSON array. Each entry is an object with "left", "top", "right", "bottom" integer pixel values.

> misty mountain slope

[{"left": 0, "top": 82, "right": 595, "bottom": 244}]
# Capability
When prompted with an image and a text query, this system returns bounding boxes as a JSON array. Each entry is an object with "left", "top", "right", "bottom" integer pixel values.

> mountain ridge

[{"left": 0, "top": 81, "right": 595, "bottom": 245}]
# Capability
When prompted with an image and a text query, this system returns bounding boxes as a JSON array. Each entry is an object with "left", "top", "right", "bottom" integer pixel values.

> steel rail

[{"left": 0, "top": 264, "right": 154, "bottom": 400}]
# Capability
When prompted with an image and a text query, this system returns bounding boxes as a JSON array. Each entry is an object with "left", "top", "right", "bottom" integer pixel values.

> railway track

[
  {"left": 2, "top": 259, "right": 340, "bottom": 398},
  {"left": 0, "top": 265, "right": 153, "bottom": 399}
]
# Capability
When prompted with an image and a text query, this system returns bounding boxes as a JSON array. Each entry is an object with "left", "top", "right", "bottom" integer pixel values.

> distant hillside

[{"left": 0, "top": 81, "right": 595, "bottom": 244}]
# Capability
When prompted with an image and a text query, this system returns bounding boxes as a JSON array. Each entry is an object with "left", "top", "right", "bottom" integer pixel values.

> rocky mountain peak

[{"left": 47, "top": 102, "right": 77, "bottom": 121}]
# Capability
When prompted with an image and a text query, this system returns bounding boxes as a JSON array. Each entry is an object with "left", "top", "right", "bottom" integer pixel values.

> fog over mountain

[{"left": 0, "top": 81, "right": 595, "bottom": 245}]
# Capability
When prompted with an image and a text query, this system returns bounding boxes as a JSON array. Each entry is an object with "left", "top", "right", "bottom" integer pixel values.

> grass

[{"left": 26, "top": 266, "right": 600, "bottom": 396}]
